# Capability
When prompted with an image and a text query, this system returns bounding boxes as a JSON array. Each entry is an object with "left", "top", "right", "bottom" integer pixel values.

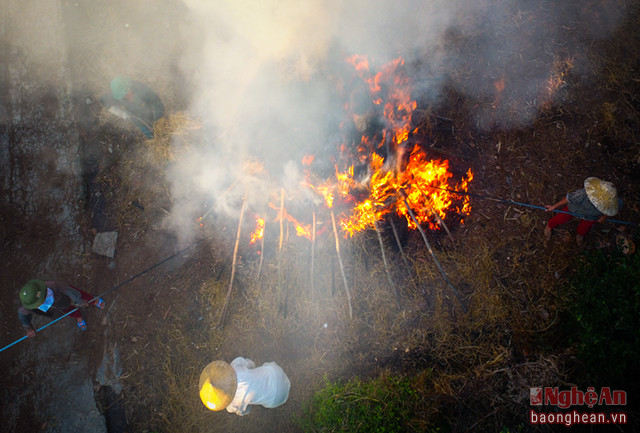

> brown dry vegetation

[{"left": 3, "top": 0, "right": 640, "bottom": 432}]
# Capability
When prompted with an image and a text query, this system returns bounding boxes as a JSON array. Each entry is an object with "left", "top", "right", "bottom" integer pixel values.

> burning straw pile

[{"left": 225, "top": 56, "right": 477, "bottom": 319}]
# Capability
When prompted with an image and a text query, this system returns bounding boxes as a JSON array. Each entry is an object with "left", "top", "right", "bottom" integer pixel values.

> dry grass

[
  {"left": 93, "top": 112, "right": 202, "bottom": 238},
  {"left": 139, "top": 206, "right": 576, "bottom": 431}
]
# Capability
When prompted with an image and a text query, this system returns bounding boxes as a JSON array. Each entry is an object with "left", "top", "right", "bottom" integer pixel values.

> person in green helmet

[
  {"left": 18, "top": 279, "right": 105, "bottom": 337},
  {"left": 100, "top": 76, "right": 165, "bottom": 138}
]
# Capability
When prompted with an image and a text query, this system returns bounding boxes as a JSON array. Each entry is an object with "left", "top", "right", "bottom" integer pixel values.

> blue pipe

[{"left": 429, "top": 186, "right": 637, "bottom": 227}]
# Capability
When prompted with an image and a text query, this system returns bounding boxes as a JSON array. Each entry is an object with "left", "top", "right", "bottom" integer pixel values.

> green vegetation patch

[
  {"left": 564, "top": 247, "right": 640, "bottom": 387},
  {"left": 297, "top": 373, "right": 442, "bottom": 433}
]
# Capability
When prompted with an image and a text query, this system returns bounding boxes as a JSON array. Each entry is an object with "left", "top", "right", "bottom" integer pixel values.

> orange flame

[
  {"left": 306, "top": 55, "right": 473, "bottom": 237},
  {"left": 249, "top": 216, "right": 265, "bottom": 244},
  {"left": 241, "top": 56, "right": 473, "bottom": 243},
  {"left": 335, "top": 145, "right": 473, "bottom": 236},
  {"left": 302, "top": 154, "right": 315, "bottom": 166},
  {"left": 304, "top": 178, "right": 336, "bottom": 209},
  {"left": 268, "top": 203, "right": 313, "bottom": 240}
]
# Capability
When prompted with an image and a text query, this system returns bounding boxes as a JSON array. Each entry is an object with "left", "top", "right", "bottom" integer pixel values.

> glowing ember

[
  {"left": 249, "top": 215, "right": 265, "bottom": 244},
  {"left": 302, "top": 154, "right": 315, "bottom": 166},
  {"left": 540, "top": 56, "right": 574, "bottom": 109}
]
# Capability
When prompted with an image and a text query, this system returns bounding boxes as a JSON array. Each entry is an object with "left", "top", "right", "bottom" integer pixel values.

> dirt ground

[{"left": 2, "top": 0, "right": 640, "bottom": 432}]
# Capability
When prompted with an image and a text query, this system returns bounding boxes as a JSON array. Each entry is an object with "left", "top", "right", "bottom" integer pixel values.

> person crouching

[
  {"left": 18, "top": 279, "right": 105, "bottom": 337},
  {"left": 199, "top": 357, "right": 290, "bottom": 416}
]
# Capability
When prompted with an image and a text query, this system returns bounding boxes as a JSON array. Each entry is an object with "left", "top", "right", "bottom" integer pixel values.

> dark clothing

[
  {"left": 100, "top": 81, "right": 165, "bottom": 138},
  {"left": 18, "top": 282, "right": 93, "bottom": 327},
  {"left": 566, "top": 189, "right": 602, "bottom": 221}
]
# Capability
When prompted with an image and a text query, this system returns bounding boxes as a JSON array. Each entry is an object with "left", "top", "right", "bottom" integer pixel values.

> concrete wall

[{"left": 1, "top": 0, "right": 84, "bottom": 272}]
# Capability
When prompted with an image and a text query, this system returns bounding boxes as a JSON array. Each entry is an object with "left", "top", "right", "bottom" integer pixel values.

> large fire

[
  {"left": 249, "top": 55, "right": 473, "bottom": 244},
  {"left": 306, "top": 55, "right": 472, "bottom": 237}
]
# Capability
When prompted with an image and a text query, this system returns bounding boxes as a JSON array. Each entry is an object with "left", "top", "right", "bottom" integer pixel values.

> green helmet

[
  {"left": 20, "top": 279, "right": 47, "bottom": 309},
  {"left": 110, "top": 76, "right": 133, "bottom": 100}
]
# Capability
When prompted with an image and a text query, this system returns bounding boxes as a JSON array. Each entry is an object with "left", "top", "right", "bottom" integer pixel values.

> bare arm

[
  {"left": 18, "top": 306, "right": 36, "bottom": 338},
  {"left": 545, "top": 196, "right": 568, "bottom": 211}
]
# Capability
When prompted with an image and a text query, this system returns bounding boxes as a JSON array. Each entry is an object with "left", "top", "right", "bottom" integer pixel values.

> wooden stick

[
  {"left": 279, "top": 188, "right": 285, "bottom": 253},
  {"left": 278, "top": 188, "right": 286, "bottom": 316},
  {"left": 402, "top": 195, "right": 468, "bottom": 313},
  {"left": 217, "top": 188, "right": 249, "bottom": 329},
  {"left": 331, "top": 211, "right": 353, "bottom": 319},
  {"left": 388, "top": 217, "right": 420, "bottom": 294},
  {"left": 389, "top": 218, "right": 412, "bottom": 273},
  {"left": 310, "top": 207, "right": 316, "bottom": 298},
  {"left": 374, "top": 221, "right": 400, "bottom": 309},
  {"left": 197, "top": 179, "right": 241, "bottom": 224},
  {"left": 331, "top": 254, "right": 336, "bottom": 296},
  {"left": 413, "top": 181, "right": 454, "bottom": 242}
]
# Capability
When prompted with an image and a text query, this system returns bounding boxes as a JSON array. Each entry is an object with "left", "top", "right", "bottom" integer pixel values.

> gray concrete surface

[{"left": 1, "top": 1, "right": 105, "bottom": 431}]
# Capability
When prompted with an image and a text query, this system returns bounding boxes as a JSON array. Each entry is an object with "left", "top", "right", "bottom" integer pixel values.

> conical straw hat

[
  {"left": 584, "top": 177, "right": 618, "bottom": 216},
  {"left": 199, "top": 361, "right": 237, "bottom": 411}
]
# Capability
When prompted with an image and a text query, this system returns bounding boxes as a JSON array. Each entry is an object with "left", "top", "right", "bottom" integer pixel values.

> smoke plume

[{"left": 167, "top": 0, "right": 629, "bottom": 241}]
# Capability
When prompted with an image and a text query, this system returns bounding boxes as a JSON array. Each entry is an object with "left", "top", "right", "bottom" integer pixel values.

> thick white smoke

[{"left": 167, "top": 0, "right": 628, "bottom": 241}]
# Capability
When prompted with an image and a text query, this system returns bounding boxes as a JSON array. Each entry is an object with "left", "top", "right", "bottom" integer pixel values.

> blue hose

[
  {"left": 1, "top": 237, "right": 208, "bottom": 353},
  {"left": 429, "top": 186, "right": 637, "bottom": 227}
]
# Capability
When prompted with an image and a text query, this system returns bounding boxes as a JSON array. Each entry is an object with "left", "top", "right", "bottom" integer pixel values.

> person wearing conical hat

[
  {"left": 18, "top": 279, "right": 105, "bottom": 337},
  {"left": 199, "top": 357, "right": 290, "bottom": 416},
  {"left": 544, "top": 177, "right": 621, "bottom": 246},
  {"left": 99, "top": 76, "right": 165, "bottom": 139}
]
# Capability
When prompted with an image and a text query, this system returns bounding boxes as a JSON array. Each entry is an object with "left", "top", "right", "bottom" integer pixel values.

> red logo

[
  {"left": 530, "top": 388, "right": 543, "bottom": 405},
  {"left": 530, "top": 387, "right": 626, "bottom": 408}
]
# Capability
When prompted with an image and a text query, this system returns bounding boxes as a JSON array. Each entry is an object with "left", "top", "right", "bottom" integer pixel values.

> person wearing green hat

[
  {"left": 544, "top": 177, "right": 622, "bottom": 246},
  {"left": 100, "top": 76, "right": 165, "bottom": 138},
  {"left": 18, "top": 279, "right": 105, "bottom": 337}
]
